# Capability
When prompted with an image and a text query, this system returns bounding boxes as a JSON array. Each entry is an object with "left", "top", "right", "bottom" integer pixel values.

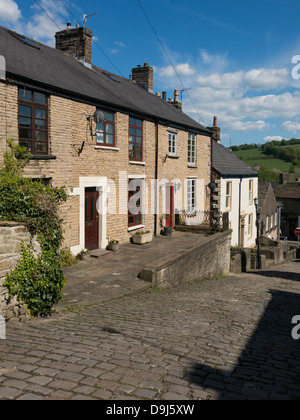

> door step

[{"left": 90, "top": 249, "right": 112, "bottom": 258}]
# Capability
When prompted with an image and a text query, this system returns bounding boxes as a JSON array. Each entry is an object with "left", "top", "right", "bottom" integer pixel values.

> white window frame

[
  {"left": 249, "top": 180, "right": 253, "bottom": 204},
  {"left": 188, "top": 133, "right": 196, "bottom": 165},
  {"left": 187, "top": 178, "right": 196, "bottom": 214},
  {"left": 168, "top": 132, "right": 177, "bottom": 156},
  {"left": 225, "top": 181, "right": 232, "bottom": 210},
  {"left": 248, "top": 213, "right": 253, "bottom": 238},
  {"left": 266, "top": 216, "right": 269, "bottom": 232}
]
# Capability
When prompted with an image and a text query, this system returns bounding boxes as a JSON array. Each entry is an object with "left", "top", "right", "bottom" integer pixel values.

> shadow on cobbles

[
  {"left": 249, "top": 270, "right": 300, "bottom": 282},
  {"left": 188, "top": 289, "right": 300, "bottom": 400}
]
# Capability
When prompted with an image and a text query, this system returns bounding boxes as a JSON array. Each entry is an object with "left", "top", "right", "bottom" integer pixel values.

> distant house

[
  {"left": 257, "top": 182, "right": 280, "bottom": 240},
  {"left": 211, "top": 130, "right": 258, "bottom": 248},
  {"left": 274, "top": 180, "right": 300, "bottom": 240}
]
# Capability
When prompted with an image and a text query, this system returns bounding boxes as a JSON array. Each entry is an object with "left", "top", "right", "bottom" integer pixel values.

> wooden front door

[
  {"left": 85, "top": 188, "right": 99, "bottom": 251},
  {"left": 165, "top": 184, "right": 174, "bottom": 227}
]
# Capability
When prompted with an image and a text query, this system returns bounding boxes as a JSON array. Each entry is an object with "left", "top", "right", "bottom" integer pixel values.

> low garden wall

[
  {"left": 0, "top": 221, "right": 38, "bottom": 321},
  {"left": 140, "top": 230, "right": 231, "bottom": 289}
]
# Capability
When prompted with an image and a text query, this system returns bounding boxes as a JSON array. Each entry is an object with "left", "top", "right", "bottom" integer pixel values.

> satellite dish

[{"left": 94, "top": 110, "right": 105, "bottom": 124}]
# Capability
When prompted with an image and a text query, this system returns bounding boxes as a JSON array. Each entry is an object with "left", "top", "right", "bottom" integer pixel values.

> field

[{"left": 233, "top": 149, "right": 292, "bottom": 172}]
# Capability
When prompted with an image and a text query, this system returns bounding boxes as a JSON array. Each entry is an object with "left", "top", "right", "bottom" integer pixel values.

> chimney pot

[
  {"left": 67, "top": 22, "right": 72, "bottom": 28},
  {"left": 214, "top": 116, "right": 217, "bottom": 127}
]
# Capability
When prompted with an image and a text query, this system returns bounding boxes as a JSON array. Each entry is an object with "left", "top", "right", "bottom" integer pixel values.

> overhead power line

[
  {"left": 33, "top": 0, "right": 62, "bottom": 31},
  {"left": 137, "top": 0, "right": 207, "bottom": 126},
  {"left": 57, "top": 0, "right": 124, "bottom": 76}
]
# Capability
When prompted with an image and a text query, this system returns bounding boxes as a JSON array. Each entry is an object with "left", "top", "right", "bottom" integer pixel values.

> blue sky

[{"left": 1, "top": 0, "right": 300, "bottom": 146}]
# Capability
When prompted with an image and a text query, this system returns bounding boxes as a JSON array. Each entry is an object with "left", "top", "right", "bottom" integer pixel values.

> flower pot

[
  {"left": 109, "top": 243, "right": 119, "bottom": 252},
  {"left": 164, "top": 226, "right": 172, "bottom": 237},
  {"left": 132, "top": 232, "right": 153, "bottom": 245}
]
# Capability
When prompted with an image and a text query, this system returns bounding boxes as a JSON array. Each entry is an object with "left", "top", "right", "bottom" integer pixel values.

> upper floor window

[
  {"left": 168, "top": 132, "right": 177, "bottom": 156},
  {"left": 129, "top": 117, "right": 143, "bottom": 161},
  {"left": 226, "top": 181, "right": 232, "bottom": 210},
  {"left": 188, "top": 133, "right": 196, "bottom": 165},
  {"left": 18, "top": 87, "right": 48, "bottom": 155},
  {"left": 96, "top": 111, "right": 115, "bottom": 146},
  {"left": 249, "top": 180, "right": 254, "bottom": 204}
]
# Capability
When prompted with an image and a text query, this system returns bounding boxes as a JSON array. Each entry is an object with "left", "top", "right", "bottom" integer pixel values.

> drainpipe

[
  {"left": 238, "top": 178, "right": 242, "bottom": 246},
  {"left": 154, "top": 120, "right": 159, "bottom": 236}
]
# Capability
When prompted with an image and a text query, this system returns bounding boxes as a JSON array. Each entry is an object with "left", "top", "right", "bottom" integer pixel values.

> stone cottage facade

[{"left": 0, "top": 25, "right": 212, "bottom": 254}]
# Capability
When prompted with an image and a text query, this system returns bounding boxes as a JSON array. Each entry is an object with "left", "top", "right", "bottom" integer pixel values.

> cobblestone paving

[{"left": 0, "top": 261, "right": 299, "bottom": 400}]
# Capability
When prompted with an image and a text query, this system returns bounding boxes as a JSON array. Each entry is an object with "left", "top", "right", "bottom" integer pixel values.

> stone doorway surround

[{"left": 70, "top": 177, "right": 108, "bottom": 255}]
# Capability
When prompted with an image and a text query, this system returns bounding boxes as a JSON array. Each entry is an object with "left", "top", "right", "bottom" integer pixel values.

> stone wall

[
  {"left": 140, "top": 230, "right": 231, "bottom": 289},
  {"left": 0, "top": 222, "right": 31, "bottom": 321}
]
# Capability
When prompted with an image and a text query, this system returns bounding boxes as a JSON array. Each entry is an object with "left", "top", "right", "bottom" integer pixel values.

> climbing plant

[{"left": 1, "top": 140, "right": 68, "bottom": 317}]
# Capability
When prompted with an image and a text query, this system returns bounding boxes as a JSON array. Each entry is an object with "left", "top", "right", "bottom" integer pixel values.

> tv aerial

[{"left": 83, "top": 11, "right": 98, "bottom": 28}]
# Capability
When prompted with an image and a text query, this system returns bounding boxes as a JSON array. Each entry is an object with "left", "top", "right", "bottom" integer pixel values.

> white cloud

[
  {"left": 197, "top": 68, "right": 290, "bottom": 93},
  {"left": 0, "top": 0, "right": 21, "bottom": 24},
  {"left": 281, "top": 121, "right": 300, "bottom": 133},
  {"left": 157, "top": 63, "right": 196, "bottom": 78},
  {"left": 264, "top": 136, "right": 283, "bottom": 142}
]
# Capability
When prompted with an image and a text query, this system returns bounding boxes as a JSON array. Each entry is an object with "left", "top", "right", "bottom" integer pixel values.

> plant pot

[
  {"left": 164, "top": 226, "right": 172, "bottom": 237},
  {"left": 132, "top": 232, "right": 153, "bottom": 245},
  {"left": 109, "top": 243, "right": 119, "bottom": 252}
]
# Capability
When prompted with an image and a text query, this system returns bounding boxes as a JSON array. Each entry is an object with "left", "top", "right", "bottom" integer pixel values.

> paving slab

[{"left": 58, "top": 232, "right": 208, "bottom": 309}]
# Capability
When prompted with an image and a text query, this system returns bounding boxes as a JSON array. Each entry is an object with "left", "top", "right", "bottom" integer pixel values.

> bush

[
  {"left": 4, "top": 244, "right": 65, "bottom": 317},
  {"left": 0, "top": 140, "right": 68, "bottom": 317}
]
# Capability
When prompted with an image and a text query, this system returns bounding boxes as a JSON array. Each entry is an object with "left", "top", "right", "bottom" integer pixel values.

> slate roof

[
  {"left": 0, "top": 26, "right": 210, "bottom": 135},
  {"left": 274, "top": 182, "right": 300, "bottom": 200},
  {"left": 212, "top": 140, "right": 258, "bottom": 177}
]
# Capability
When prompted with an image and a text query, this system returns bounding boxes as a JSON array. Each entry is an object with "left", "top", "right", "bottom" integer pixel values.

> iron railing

[{"left": 177, "top": 210, "right": 229, "bottom": 230}]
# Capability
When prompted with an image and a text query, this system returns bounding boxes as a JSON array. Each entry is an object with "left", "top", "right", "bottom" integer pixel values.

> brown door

[
  {"left": 85, "top": 188, "right": 99, "bottom": 251},
  {"left": 165, "top": 184, "right": 174, "bottom": 227}
]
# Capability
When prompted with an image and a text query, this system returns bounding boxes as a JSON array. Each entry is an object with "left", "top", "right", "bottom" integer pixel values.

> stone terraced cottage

[{"left": 0, "top": 24, "right": 213, "bottom": 254}]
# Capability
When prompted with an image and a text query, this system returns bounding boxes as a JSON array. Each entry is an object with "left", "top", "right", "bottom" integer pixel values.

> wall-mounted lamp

[{"left": 208, "top": 182, "right": 217, "bottom": 192}]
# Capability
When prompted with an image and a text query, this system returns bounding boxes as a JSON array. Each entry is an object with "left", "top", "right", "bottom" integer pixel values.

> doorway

[
  {"left": 85, "top": 187, "right": 99, "bottom": 251},
  {"left": 165, "top": 184, "right": 174, "bottom": 227}
]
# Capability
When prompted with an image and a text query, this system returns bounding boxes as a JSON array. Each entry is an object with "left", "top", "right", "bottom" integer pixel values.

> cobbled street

[{"left": 0, "top": 260, "right": 299, "bottom": 400}]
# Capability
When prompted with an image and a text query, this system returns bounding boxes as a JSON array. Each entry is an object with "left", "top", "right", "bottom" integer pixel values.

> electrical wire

[
  {"left": 33, "top": 0, "right": 62, "bottom": 31},
  {"left": 57, "top": 0, "right": 124, "bottom": 76},
  {"left": 137, "top": 0, "right": 207, "bottom": 126}
]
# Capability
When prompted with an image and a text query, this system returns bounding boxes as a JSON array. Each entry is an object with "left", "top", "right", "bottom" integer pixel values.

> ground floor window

[
  {"left": 128, "top": 179, "right": 143, "bottom": 227},
  {"left": 187, "top": 178, "right": 196, "bottom": 214}
]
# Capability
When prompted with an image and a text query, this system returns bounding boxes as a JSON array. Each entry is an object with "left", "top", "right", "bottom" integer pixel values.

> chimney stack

[
  {"left": 131, "top": 63, "right": 154, "bottom": 93},
  {"left": 55, "top": 24, "right": 93, "bottom": 64},
  {"left": 207, "top": 116, "right": 221, "bottom": 143},
  {"left": 168, "top": 89, "right": 182, "bottom": 110}
]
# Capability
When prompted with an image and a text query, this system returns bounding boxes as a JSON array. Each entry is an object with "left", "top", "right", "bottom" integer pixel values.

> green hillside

[{"left": 231, "top": 138, "right": 300, "bottom": 182}]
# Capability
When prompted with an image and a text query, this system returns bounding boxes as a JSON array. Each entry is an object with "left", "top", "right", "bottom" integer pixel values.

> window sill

[
  {"left": 168, "top": 154, "right": 180, "bottom": 159},
  {"left": 29, "top": 155, "right": 57, "bottom": 160},
  {"left": 188, "top": 164, "right": 197, "bottom": 168},
  {"left": 128, "top": 224, "right": 145, "bottom": 232},
  {"left": 95, "top": 146, "right": 119, "bottom": 151},
  {"left": 129, "top": 161, "right": 146, "bottom": 166}
]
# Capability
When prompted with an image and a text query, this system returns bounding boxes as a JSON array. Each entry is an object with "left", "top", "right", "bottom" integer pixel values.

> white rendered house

[{"left": 212, "top": 140, "right": 258, "bottom": 248}]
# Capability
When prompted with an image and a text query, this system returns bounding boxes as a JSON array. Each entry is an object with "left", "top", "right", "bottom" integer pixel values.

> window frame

[
  {"left": 188, "top": 133, "right": 197, "bottom": 165},
  {"left": 129, "top": 117, "right": 143, "bottom": 162},
  {"left": 249, "top": 180, "right": 254, "bottom": 204},
  {"left": 128, "top": 179, "right": 143, "bottom": 228},
  {"left": 225, "top": 181, "right": 232, "bottom": 210},
  {"left": 187, "top": 178, "right": 196, "bottom": 214},
  {"left": 248, "top": 213, "right": 253, "bottom": 238},
  {"left": 168, "top": 132, "right": 177, "bottom": 156},
  {"left": 95, "top": 110, "right": 115, "bottom": 147},
  {"left": 18, "top": 87, "right": 49, "bottom": 155}
]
